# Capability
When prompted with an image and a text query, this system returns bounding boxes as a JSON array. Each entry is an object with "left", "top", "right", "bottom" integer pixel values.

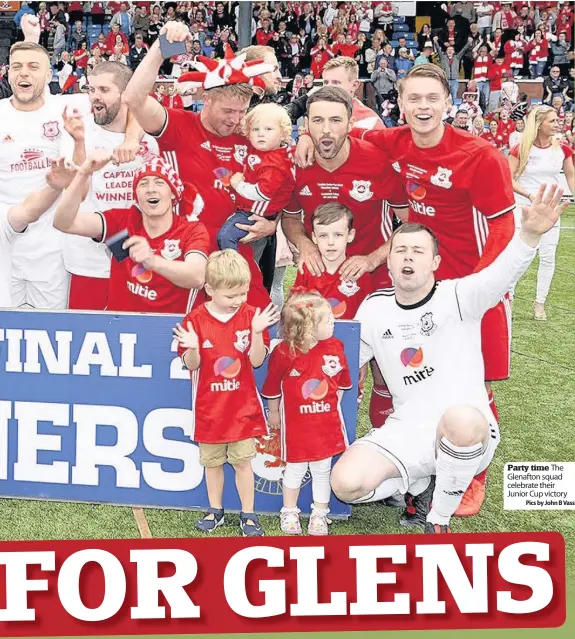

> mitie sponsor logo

[
  {"left": 401, "top": 347, "right": 435, "bottom": 385},
  {"left": 211, "top": 356, "right": 241, "bottom": 392},
  {"left": 299, "top": 378, "right": 331, "bottom": 414}
]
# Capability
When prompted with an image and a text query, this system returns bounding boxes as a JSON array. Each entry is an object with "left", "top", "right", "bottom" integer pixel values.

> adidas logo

[
  {"left": 200, "top": 141, "right": 211, "bottom": 151},
  {"left": 202, "top": 339, "right": 213, "bottom": 348},
  {"left": 289, "top": 369, "right": 300, "bottom": 377},
  {"left": 382, "top": 329, "right": 393, "bottom": 339},
  {"left": 299, "top": 185, "right": 312, "bottom": 196}
]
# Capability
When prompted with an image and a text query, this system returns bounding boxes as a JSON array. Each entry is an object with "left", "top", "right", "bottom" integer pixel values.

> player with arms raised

[{"left": 331, "top": 185, "right": 566, "bottom": 533}]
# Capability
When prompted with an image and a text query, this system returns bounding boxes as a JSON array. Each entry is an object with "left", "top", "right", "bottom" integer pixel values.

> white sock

[
  {"left": 427, "top": 437, "right": 484, "bottom": 526},
  {"left": 351, "top": 477, "right": 403, "bottom": 504}
]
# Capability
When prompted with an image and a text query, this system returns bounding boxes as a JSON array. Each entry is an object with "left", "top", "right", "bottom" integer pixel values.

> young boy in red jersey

[
  {"left": 174, "top": 250, "right": 280, "bottom": 537},
  {"left": 217, "top": 103, "right": 296, "bottom": 251},
  {"left": 293, "top": 202, "right": 372, "bottom": 321}
]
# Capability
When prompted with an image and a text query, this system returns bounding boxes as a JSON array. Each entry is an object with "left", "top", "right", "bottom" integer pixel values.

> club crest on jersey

[
  {"left": 234, "top": 329, "right": 250, "bottom": 353},
  {"left": 430, "top": 167, "right": 453, "bottom": 189},
  {"left": 160, "top": 239, "right": 181, "bottom": 260},
  {"left": 247, "top": 154, "right": 262, "bottom": 169},
  {"left": 42, "top": 121, "right": 60, "bottom": 141},
  {"left": 234, "top": 144, "right": 248, "bottom": 165},
  {"left": 337, "top": 279, "right": 360, "bottom": 297},
  {"left": 419, "top": 312, "right": 438, "bottom": 336},
  {"left": 321, "top": 355, "right": 343, "bottom": 378},
  {"left": 349, "top": 180, "right": 373, "bottom": 202}
]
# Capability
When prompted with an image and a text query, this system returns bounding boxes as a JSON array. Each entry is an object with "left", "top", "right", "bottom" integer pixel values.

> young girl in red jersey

[
  {"left": 174, "top": 250, "right": 280, "bottom": 537},
  {"left": 262, "top": 291, "right": 353, "bottom": 536}
]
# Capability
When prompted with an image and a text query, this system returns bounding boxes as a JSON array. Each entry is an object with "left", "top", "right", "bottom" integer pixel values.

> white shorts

[
  {"left": 11, "top": 258, "right": 70, "bottom": 310},
  {"left": 352, "top": 413, "right": 500, "bottom": 493}
]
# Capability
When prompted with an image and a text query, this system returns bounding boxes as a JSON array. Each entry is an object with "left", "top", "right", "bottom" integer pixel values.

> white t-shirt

[
  {"left": 511, "top": 142, "right": 573, "bottom": 209},
  {"left": 60, "top": 118, "right": 159, "bottom": 278},
  {"left": 355, "top": 235, "right": 536, "bottom": 425},
  {"left": 476, "top": 3, "right": 494, "bottom": 28},
  {"left": 0, "top": 206, "right": 25, "bottom": 307},
  {"left": 0, "top": 93, "right": 91, "bottom": 274}
]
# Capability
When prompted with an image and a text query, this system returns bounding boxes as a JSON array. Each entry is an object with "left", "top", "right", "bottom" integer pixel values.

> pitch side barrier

[{"left": 0, "top": 309, "right": 360, "bottom": 518}]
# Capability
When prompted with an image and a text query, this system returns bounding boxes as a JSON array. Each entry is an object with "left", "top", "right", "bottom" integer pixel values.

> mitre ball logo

[
  {"left": 301, "top": 378, "right": 329, "bottom": 401},
  {"left": 213, "top": 356, "right": 241, "bottom": 378}
]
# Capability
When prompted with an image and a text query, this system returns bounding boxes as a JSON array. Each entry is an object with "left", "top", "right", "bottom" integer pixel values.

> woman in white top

[{"left": 508, "top": 105, "right": 574, "bottom": 320}]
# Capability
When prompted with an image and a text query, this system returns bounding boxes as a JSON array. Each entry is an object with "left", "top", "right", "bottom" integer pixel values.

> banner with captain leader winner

[{"left": 0, "top": 309, "right": 358, "bottom": 516}]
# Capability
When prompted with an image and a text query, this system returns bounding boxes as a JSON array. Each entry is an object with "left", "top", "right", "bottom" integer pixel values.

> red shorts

[
  {"left": 481, "top": 297, "right": 511, "bottom": 381},
  {"left": 68, "top": 274, "right": 109, "bottom": 311}
]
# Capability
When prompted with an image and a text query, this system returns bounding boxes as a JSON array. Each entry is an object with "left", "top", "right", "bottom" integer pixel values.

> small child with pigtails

[{"left": 261, "top": 290, "right": 353, "bottom": 535}]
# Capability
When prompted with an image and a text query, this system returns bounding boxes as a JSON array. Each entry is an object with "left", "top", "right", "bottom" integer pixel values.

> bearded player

[{"left": 296, "top": 64, "right": 516, "bottom": 517}]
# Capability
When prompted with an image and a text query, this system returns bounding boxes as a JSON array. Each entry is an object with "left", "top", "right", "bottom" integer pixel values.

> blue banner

[{"left": 0, "top": 310, "right": 360, "bottom": 517}]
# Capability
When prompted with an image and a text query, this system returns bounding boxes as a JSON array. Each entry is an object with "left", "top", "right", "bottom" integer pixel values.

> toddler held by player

[
  {"left": 174, "top": 250, "right": 280, "bottom": 537},
  {"left": 217, "top": 103, "right": 295, "bottom": 251},
  {"left": 293, "top": 203, "right": 373, "bottom": 320},
  {"left": 262, "top": 291, "right": 353, "bottom": 536}
]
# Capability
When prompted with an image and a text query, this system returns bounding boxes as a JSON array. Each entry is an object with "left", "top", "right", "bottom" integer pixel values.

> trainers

[
  {"left": 308, "top": 505, "right": 329, "bottom": 536},
  {"left": 280, "top": 507, "right": 302, "bottom": 534},
  {"left": 454, "top": 477, "right": 486, "bottom": 516},
  {"left": 195, "top": 507, "right": 224, "bottom": 533},
  {"left": 400, "top": 476, "right": 435, "bottom": 527},
  {"left": 240, "top": 512, "right": 265, "bottom": 537},
  {"left": 425, "top": 522, "right": 452, "bottom": 534},
  {"left": 533, "top": 302, "right": 547, "bottom": 321}
]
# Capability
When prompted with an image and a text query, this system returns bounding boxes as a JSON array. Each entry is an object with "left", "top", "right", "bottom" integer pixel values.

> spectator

[
  {"left": 394, "top": 36, "right": 416, "bottom": 59},
  {"left": 87, "top": 45, "right": 105, "bottom": 72},
  {"left": 57, "top": 51, "right": 76, "bottom": 93},
  {"left": 526, "top": 29, "right": 549, "bottom": 78},
  {"left": 310, "top": 38, "right": 334, "bottom": 72},
  {"left": 371, "top": 57, "right": 396, "bottom": 102},
  {"left": 551, "top": 32, "right": 571, "bottom": 77},
  {"left": 414, "top": 41, "right": 434, "bottom": 66},
  {"left": 256, "top": 18, "right": 275, "bottom": 46},
  {"left": 109, "top": 43, "right": 128, "bottom": 66},
  {"left": 214, "top": 29, "right": 237, "bottom": 58},
  {"left": 270, "top": 32, "right": 290, "bottom": 76},
  {"left": 70, "top": 20, "right": 88, "bottom": 52},
  {"left": 452, "top": 109, "right": 470, "bottom": 130},
  {"left": 473, "top": 43, "right": 493, "bottom": 111},
  {"left": 487, "top": 53, "right": 510, "bottom": 113},
  {"left": 508, "top": 118, "right": 525, "bottom": 148},
  {"left": 322, "top": 1, "right": 339, "bottom": 27},
  {"left": 347, "top": 13, "right": 360, "bottom": 41},
  {"left": 355, "top": 32, "right": 370, "bottom": 77},
  {"left": 202, "top": 35, "right": 215, "bottom": 58},
  {"left": 501, "top": 71, "right": 519, "bottom": 109},
  {"left": 492, "top": 1, "right": 517, "bottom": 32},
  {"left": 377, "top": 42, "right": 396, "bottom": 71},
  {"left": 365, "top": 37, "right": 383, "bottom": 74},
  {"left": 212, "top": 1, "right": 234, "bottom": 32},
  {"left": 74, "top": 41, "right": 90, "bottom": 76},
  {"left": 374, "top": 1, "right": 394, "bottom": 34},
  {"left": 134, "top": 5, "right": 150, "bottom": 36},
  {"left": 471, "top": 115, "right": 486, "bottom": 136},
  {"left": 299, "top": 3, "right": 317, "bottom": 37},
  {"left": 476, "top": 1, "right": 495, "bottom": 37},
  {"left": 417, "top": 23, "right": 432, "bottom": 50},
  {"left": 92, "top": 33, "right": 110, "bottom": 57},
  {"left": 130, "top": 33, "right": 149, "bottom": 70},
  {"left": 433, "top": 35, "right": 472, "bottom": 104},
  {"left": 511, "top": 92, "right": 529, "bottom": 121},
  {"left": 110, "top": 2, "right": 133, "bottom": 37},
  {"left": 440, "top": 18, "right": 465, "bottom": 52},
  {"left": 106, "top": 23, "right": 129, "bottom": 55},
  {"left": 551, "top": 95, "right": 566, "bottom": 119},
  {"left": 504, "top": 32, "right": 526, "bottom": 77},
  {"left": 162, "top": 83, "right": 184, "bottom": 110},
  {"left": 147, "top": 13, "right": 164, "bottom": 45},
  {"left": 565, "top": 67, "right": 575, "bottom": 109},
  {"left": 52, "top": 17, "right": 67, "bottom": 60},
  {"left": 357, "top": 1, "right": 374, "bottom": 34},
  {"left": 38, "top": 1, "right": 51, "bottom": 49},
  {"left": 395, "top": 48, "right": 414, "bottom": 79},
  {"left": 13, "top": 1, "right": 34, "bottom": 41},
  {"left": 462, "top": 22, "right": 482, "bottom": 79},
  {"left": 543, "top": 66, "right": 568, "bottom": 105}
]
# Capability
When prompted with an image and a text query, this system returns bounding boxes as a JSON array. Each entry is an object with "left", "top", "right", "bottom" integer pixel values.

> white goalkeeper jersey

[{"left": 355, "top": 235, "right": 537, "bottom": 425}]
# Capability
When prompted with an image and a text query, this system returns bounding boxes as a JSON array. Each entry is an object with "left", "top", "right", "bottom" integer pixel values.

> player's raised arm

[
  {"left": 122, "top": 22, "right": 190, "bottom": 136},
  {"left": 456, "top": 184, "right": 567, "bottom": 321},
  {"left": 53, "top": 152, "right": 111, "bottom": 239},
  {"left": 8, "top": 159, "right": 76, "bottom": 233}
]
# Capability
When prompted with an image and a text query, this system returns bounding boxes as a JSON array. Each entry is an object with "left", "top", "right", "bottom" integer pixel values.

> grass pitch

[{"left": 1, "top": 210, "right": 573, "bottom": 578}]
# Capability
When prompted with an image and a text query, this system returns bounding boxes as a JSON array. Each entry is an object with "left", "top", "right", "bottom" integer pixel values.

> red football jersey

[
  {"left": 285, "top": 137, "right": 407, "bottom": 287},
  {"left": 234, "top": 145, "right": 296, "bottom": 216},
  {"left": 293, "top": 265, "right": 373, "bottom": 320},
  {"left": 154, "top": 108, "right": 271, "bottom": 310},
  {"left": 99, "top": 207, "right": 209, "bottom": 313},
  {"left": 178, "top": 304, "right": 268, "bottom": 443},
  {"left": 261, "top": 337, "right": 352, "bottom": 463},
  {"left": 359, "top": 125, "right": 515, "bottom": 279}
]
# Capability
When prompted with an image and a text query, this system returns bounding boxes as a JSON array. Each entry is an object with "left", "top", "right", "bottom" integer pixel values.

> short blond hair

[
  {"left": 10, "top": 41, "right": 50, "bottom": 62},
  {"left": 205, "top": 83, "right": 254, "bottom": 103},
  {"left": 205, "top": 250, "right": 251, "bottom": 290},
  {"left": 398, "top": 63, "right": 450, "bottom": 98},
  {"left": 323, "top": 56, "right": 359, "bottom": 81},
  {"left": 242, "top": 103, "right": 292, "bottom": 143},
  {"left": 238, "top": 44, "right": 275, "bottom": 62}
]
